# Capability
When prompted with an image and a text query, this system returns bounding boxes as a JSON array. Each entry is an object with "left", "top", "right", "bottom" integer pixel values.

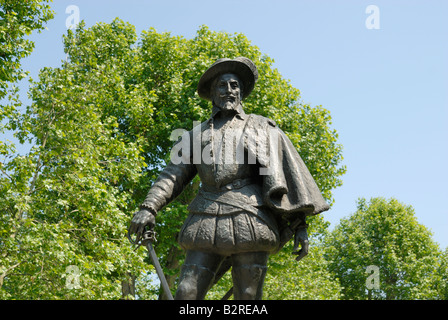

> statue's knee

[
  {"left": 174, "top": 264, "right": 216, "bottom": 300},
  {"left": 238, "top": 286, "right": 258, "bottom": 300},
  {"left": 175, "top": 280, "right": 196, "bottom": 300},
  {"left": 175, "top": 264, "right": 198, "bottom": 300},
  {"left": 232, "top": 264, "right": 267, "bottom": 300}
]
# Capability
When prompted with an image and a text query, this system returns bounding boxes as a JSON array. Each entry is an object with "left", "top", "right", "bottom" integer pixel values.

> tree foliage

[
  {"left": 0, "top": 0, "right": 54, "bottom": 99},
  {"left": 1, "top": 19, "right": 149, "bottom": 299},
  {"left": 0, "top": 18, "right": 346, "bottom": 299},
  {"left": 325, "top": 197, "right": 446, "bottom": 300}
]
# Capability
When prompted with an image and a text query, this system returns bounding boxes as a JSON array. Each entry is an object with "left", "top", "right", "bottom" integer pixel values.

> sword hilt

[
  {"left": 127, "top": 226, "right": 156, "bottom": 250},
  {"left": 141, "top": 229, "right": 156, "bottom": 245}
]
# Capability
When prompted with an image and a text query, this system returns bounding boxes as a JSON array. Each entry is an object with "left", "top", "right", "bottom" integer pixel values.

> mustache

[{"left": 220, "top": 94, "right": 237, "bottom": 100}]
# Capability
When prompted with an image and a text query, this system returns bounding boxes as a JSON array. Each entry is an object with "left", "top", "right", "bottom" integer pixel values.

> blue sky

[{"left": 7, "top": 0, "right": 448, "bottom": 248}]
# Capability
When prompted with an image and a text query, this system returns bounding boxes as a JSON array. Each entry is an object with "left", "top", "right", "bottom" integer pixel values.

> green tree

[
  {"left": 435, "top": 248, "right": 448, "bottom": 299},
  {"left": 0, "top": 0, "right": 54, "bottom": 99},
  {"left": 1, "top": 19, "right": 148, "bottom": 299},
  {"left": 1, "top": 19, "right": 345, "bottom": 299},
  {"left": 325, "top": 197, "right": 445, "bottom": 300}
]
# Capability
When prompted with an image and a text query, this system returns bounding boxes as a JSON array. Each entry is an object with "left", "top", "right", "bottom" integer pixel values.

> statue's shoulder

[{"left": 246, "top": 113, "right": 277, "bottom": 128}]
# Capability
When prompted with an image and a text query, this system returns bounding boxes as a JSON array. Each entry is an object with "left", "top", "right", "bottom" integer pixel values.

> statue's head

[
  {"left": 197, "top": 57, "right": 258, "bottom": 109},
  {"left": 210, "top": 73, "right": 243, "bottom": 112}
]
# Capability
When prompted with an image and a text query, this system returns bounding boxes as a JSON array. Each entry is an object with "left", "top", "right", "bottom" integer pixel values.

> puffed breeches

[{"left": 178, "top": 206, "right": 280, "bottom": 255}]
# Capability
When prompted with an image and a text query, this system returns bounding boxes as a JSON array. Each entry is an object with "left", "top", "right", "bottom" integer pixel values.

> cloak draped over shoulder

[{"left": 243, "top": 114, "right": 330, "bottom": 218}]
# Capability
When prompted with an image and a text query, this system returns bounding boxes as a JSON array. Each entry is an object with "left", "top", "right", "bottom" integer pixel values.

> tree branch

[{"left": 0, "top": 262, "right": 21, "bottom": 289}]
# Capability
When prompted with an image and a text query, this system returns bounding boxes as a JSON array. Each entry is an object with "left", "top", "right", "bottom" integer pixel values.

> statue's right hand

[{"left": 129, "top": 209, "right": 156, "bottom": 240}]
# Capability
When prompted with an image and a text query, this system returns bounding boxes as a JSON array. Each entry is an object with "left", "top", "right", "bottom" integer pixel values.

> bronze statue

[{"left": 128, "top": 57, "right": 329, "bottom": 300}]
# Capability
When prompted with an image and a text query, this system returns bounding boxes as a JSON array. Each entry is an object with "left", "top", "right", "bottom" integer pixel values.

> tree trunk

[{"left": 121, "top": 273, "right": 136, "bottom": 299}]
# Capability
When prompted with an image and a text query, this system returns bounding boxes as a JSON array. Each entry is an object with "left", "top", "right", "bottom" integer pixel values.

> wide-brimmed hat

[{"left": 197, "top": 57, "right": 258, "bottom": 101}]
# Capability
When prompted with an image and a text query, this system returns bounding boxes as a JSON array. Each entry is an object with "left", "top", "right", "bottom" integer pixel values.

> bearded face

[{"left": 211, "top": 73, "right": 243, "bottom": 113}]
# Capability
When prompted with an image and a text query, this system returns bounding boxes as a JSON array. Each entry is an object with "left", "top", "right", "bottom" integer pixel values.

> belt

[{"left": 202, "top": 178, "right": 257, "bottom": 193}]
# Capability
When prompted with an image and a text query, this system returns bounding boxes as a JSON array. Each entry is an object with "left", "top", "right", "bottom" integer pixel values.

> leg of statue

[
  {"left": 175, "top": 250, "right": 225, "bottom": 300},
  {"left": 231, "top": 251, "right": 269, "bottom": 300}
]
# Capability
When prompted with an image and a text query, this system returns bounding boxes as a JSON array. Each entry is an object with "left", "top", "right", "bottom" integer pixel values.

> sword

[{"left": 127, "top": 228, "right": 174, "bottom": 300}]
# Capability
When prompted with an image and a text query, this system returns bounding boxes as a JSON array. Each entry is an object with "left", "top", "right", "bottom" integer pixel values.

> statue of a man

[{"left": 129, "top": 57, "right": 329, "bottom": 300}]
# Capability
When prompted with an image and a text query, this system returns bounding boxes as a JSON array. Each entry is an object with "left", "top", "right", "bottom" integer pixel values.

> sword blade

[{"left": 146, "top": 242, "right": 174, "bottom": 300}]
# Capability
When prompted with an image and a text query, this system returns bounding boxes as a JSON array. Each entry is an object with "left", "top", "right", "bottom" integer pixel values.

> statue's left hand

[{"left": 292, "top": 227, "right": 309, "bottom": 261}]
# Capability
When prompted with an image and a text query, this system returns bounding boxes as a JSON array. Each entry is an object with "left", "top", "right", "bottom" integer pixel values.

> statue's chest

[{"left": 194, "top": 118, "right": 255, "bottom": 188}]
